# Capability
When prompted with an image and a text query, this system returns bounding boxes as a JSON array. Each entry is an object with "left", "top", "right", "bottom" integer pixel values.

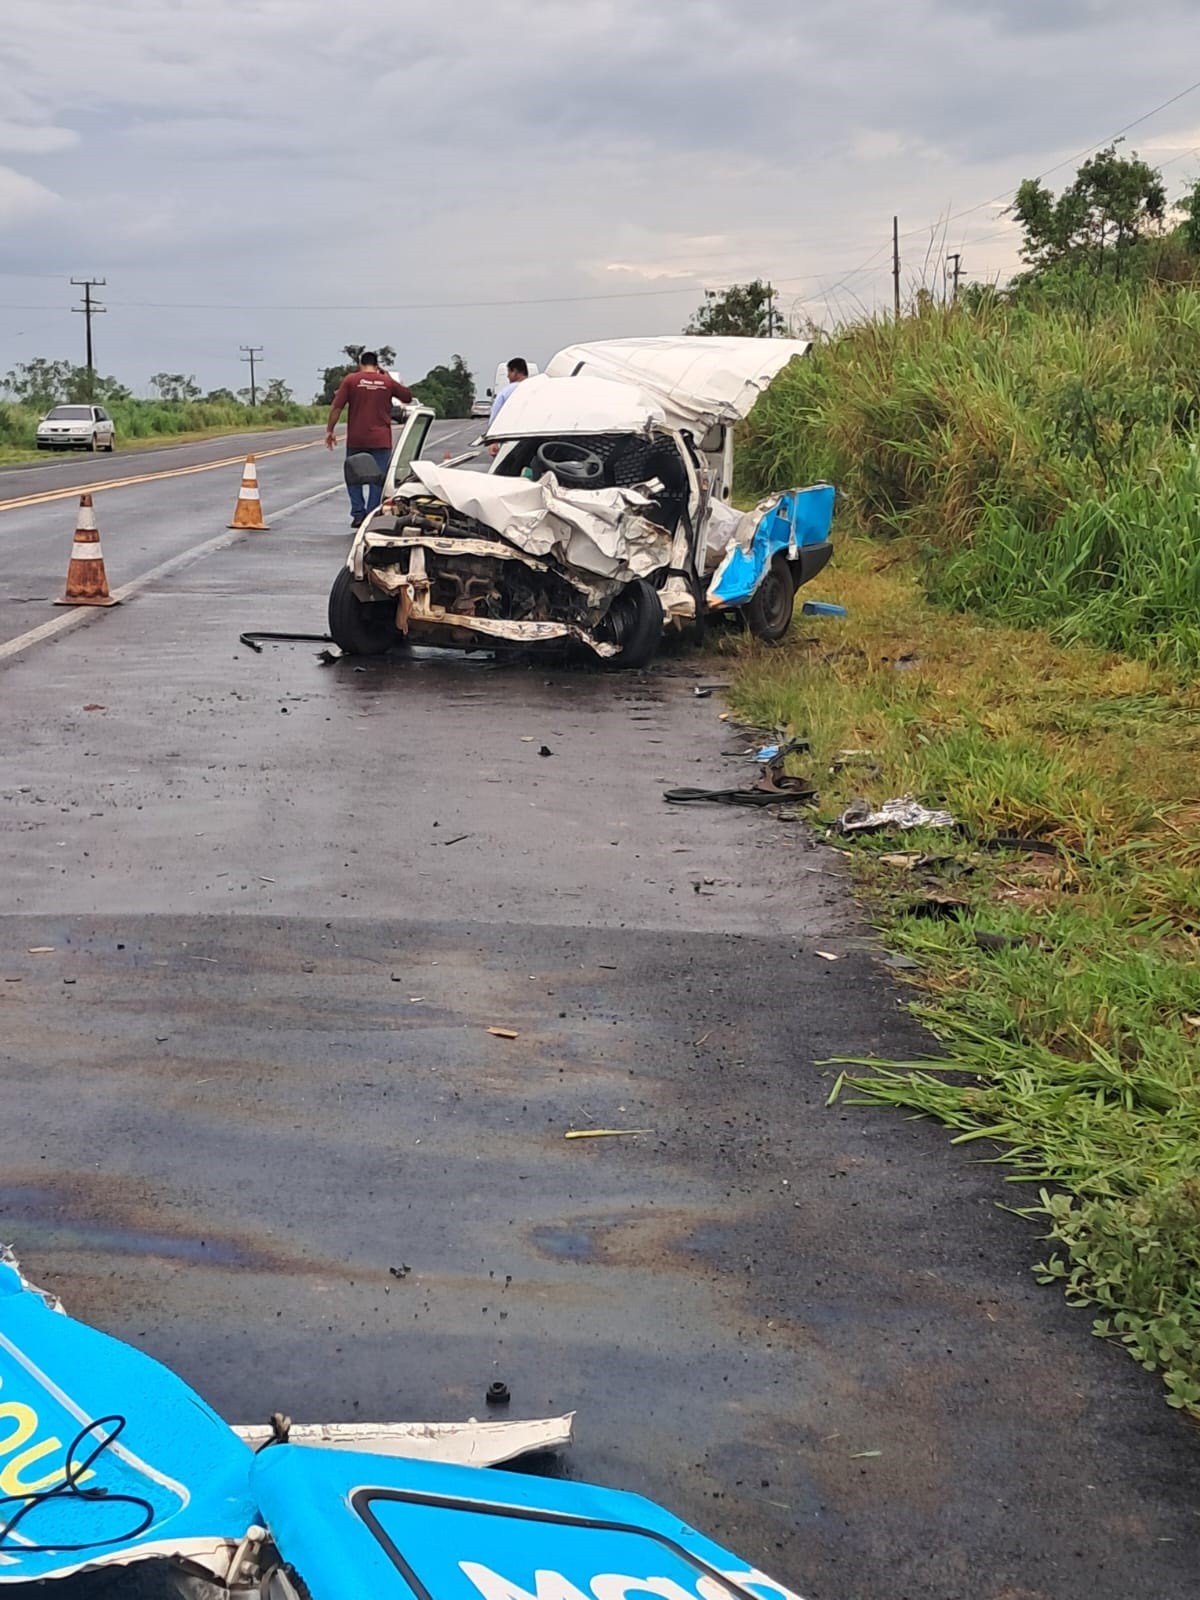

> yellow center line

[{"left": 0, "top": 438, "right": 322, "bottom": 514}]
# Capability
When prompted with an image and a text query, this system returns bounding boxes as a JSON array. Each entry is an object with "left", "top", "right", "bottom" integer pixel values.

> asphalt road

[{"left": 0, "top": 433, "right": 1196, "bottom": 1600}]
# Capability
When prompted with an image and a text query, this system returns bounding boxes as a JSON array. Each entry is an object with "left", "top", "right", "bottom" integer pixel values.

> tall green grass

[
  {"left": 741, "top": 287, "right": 1200, "bottom": 666},
  {"left": 0, "top": 397, "right": 322, "bottom": 453}
]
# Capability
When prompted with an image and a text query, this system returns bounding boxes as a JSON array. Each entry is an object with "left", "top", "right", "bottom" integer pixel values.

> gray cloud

[{"left": 0, "top": 0, "right": 1198, "bottom": 397}]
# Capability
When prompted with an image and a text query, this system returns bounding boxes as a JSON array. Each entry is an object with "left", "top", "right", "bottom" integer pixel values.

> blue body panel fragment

[{"left": 707, "top": 484, "right": 835, "bottom": 610}]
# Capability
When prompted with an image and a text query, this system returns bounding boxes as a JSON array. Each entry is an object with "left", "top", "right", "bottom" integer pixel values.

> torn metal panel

[{"left": 233, "top": 1413, "right": 574, "bottom": 1467}]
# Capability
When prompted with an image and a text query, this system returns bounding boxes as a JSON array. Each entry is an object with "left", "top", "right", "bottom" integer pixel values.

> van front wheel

[{"left": 328, "top": 567, "right": 396, "bottom": 656}]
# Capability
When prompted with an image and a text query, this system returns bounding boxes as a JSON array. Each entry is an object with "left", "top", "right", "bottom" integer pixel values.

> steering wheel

[{"left": 534, "top": 441, "right": 605, "bottom": 487}]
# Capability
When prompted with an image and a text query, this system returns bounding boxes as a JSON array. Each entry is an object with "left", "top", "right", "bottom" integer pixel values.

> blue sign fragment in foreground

[{"left": 0, "top": 1249, "right": 807, "bottom": 1600}]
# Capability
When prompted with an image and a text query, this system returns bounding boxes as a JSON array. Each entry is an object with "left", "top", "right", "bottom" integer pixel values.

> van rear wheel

[{"left": 744, "top": 555, "right": 796, "bottom": 643}]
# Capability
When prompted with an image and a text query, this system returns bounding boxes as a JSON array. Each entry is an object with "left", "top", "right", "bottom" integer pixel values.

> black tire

[
  {"left": 328, "top": 567, "right": 396, "bottom": 656},
  {"left": 89, "top": 433, "right": 100, "bottom": 453},
  {"left": 105, "top": 438, "right": 115, "bottom": 453},
  {"left": 597, "top": 578, "right": 663, "bottom": 669},
  {"left": 743, "top": 554, "right": 796, "bottom": 643}
]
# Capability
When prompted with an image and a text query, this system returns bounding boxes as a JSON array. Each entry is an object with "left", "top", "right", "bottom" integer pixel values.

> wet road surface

[{"left": 0, "top": 435, "right": 1196, "bottom": 1600}]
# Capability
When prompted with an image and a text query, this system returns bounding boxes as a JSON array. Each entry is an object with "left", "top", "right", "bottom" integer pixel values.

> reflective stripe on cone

[
  {"left": 229, "top": 454, "right": 269, "bottom": 529},
  {"left": 53, "top": 493, "right": 119, "bottom": 607}
]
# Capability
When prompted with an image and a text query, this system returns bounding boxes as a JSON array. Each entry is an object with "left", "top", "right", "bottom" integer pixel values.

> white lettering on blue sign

[{"left": 460, "top": 1562, "right": 804, "bottom": 1600}]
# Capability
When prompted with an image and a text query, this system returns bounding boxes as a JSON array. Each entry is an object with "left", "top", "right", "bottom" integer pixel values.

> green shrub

[{"left": 740, "top": 286, "right": 1200, "bottom": 667}]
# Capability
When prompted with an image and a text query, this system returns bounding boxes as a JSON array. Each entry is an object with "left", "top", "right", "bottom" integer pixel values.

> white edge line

[{"left": 0, "top": 485, "right": 342, "bottom": 666}]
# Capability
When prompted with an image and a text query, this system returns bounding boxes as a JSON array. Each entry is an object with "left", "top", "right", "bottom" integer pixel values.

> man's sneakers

[{"left": 350, "top": 513, "right": 365, "bottom": 529}]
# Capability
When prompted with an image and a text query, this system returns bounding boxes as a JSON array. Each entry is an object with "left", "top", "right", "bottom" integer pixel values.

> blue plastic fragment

[
  {"left": 708, "top": 483, "right": 835, "bottom": 609},
  {"left": 754, "top": 745, "right": 781, "bottom": 762},
  {"left": 801, "top": 600, "right": 847, "bottom": 617}
]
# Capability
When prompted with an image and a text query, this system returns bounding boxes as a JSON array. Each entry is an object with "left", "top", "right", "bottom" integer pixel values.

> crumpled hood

[{"left": 394, "top": 461, "right": 673, "bottom": 584}]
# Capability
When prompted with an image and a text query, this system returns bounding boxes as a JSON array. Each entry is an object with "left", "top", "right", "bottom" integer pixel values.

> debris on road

[
  {"left": 837, "top": 796, "right": 956, "bottom": 834},
  {"left": 538, "top": 745, "right": 553, "bottom": 757},
  {"left": 82, "top": 703, "right": 106, "bottom": 712},
  {"left": 816, "top": 951, "right": 840, "bottom": 961},
  {"left": 830, "top": 749, "right": 880, "bottom": 774},
  {"left": 238, "top": 630, "right": 335, "bottom": 654},
  {"left": 564, "top": 1128, "right": 654, "bottom": 1140},
  {"left": 27, "top": 947, "right": 55, "bottom": 954},
  {"left": 487, "top": 1026, "right": 520, "bottom": 1039},
  {"left": 485, "top": 1381, "right": 511, "bottom": 1406},
  {"left": 664, "top": 769, "right": 817, "bottom": 807}
]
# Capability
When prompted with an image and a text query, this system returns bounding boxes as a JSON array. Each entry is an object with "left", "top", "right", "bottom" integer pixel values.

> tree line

[{"left": 2, "top": 347, "right": 480, "bottom": 418}]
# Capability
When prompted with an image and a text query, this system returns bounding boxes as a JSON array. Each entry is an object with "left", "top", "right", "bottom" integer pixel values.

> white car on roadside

[{"left": 36, "top": 404, "right": 116, "bottom": 452}]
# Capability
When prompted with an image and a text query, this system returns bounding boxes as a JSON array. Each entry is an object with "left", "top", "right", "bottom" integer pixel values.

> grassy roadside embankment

[
  {"left": 0, "top": 398, "right": 324, "bottom": 467},
  {"left": 729, "top": 291, "right": 1200, "bottom": 1415}
]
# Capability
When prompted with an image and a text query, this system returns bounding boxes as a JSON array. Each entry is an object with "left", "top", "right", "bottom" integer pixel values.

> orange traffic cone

[
  {"left": 54, "top": 494, "right": 119, "bottom": 607},
  {"left": 228, "top": 455, "right": 268, "bottom": 529}
]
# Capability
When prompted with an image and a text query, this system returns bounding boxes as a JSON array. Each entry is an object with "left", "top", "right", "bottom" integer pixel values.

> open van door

[{"left": 382, "top": 406, "right": 435, "bottom": 498}]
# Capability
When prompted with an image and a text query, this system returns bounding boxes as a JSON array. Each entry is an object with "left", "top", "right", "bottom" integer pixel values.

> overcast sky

[{"left": 2, "top": 0, "right": 1200, "bottom": 401}]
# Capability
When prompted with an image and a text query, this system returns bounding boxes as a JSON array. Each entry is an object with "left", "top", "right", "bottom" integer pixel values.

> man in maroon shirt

[{"left": 325, "top": 351, "right": 414, "bottom": 526}]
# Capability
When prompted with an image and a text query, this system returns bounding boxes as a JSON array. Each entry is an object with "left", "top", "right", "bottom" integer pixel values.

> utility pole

[
  {"left": 71, "top": 278, "right": 107, "bottom": 400},
  {"left": 765, "top": 281, "right": 775, "bottom": 338},
  {"left": 892, "top": 218, "right": 901, "bottom": 319},
  {"left": 240, "top": 344, "right": 263, "bottom": 406},
  {"left": 947, "top": 252, "right": 963, "bottom": 302}
]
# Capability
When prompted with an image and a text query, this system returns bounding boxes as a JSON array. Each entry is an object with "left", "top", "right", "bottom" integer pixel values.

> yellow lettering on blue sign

[{"left": 0, "top": 1377, "right": 94, "bottom": 1496}]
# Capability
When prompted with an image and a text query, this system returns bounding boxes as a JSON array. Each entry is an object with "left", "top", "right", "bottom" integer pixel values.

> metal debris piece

[
  {"left": 487, "top": 1027, "right": 520, "bottom": 1040},
  {"left": 838, "top": 797, "right": 955, "bottom": 834}
]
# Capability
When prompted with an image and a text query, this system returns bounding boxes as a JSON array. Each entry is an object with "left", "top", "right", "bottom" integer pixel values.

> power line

[{"left": 896, "top": 73, "right": 1200, "bottom": 242}]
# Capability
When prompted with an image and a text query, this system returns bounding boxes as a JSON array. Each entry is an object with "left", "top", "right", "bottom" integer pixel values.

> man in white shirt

[{"left": 487, "top": 358, "right": 529, "bottom": 427}]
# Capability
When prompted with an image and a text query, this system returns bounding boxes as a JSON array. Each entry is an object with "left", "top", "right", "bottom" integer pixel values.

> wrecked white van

[{"left": 328, "top": 337, "right": 834, "bottom": 666}]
